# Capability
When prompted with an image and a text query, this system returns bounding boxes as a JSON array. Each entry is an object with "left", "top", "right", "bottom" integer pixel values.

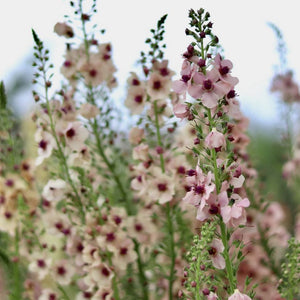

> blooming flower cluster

[{"left": 0, "top": 2, "right": 300, "bottom": 300}]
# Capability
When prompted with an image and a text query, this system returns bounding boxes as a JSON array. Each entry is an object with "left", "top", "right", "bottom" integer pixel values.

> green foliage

[
  {"left": 278, "top": 237, "right": 300, "bottom": 299},
  {"left": 140, "top": 14, "right": 168, "bottom": 68}
]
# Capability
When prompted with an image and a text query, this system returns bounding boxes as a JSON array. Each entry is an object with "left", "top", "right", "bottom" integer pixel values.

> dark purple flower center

[
  {"left": 106, "top": 232, "right": 116, "bottom": 242},
  {"left": 57, "top": 266, "right": 66, "bottom": 276},
  {"left": 120, "top": 247, "right": 128, "bottom": 255},
  {"left": 134, "top": 95, "right": 143, "bottom": 103},
  {"left": 49, "top": 294, "right": 57, "bottom": 300},
  {"left": 89, "top": 69, "right": 97, "bottom": 77},
  {"left": 209, "top": 204, "right": 219, "bottom": 215},
  {"left": 187, "top": 169, "right": 196, "bottom": 176},
  {"left": 227, "top": 90, "right": 236, "bottom": 99},
  {"left": 208, "top": 247, "right": 217, "bottom": 256},
  {"left": 37, "top": 259, "right": 46, "bottom": 268},
  {"left": 66, "top": 128, "right": 76, "bottom": 138},
  {"left": 132, "top": 78, "right": 140, "bottom": 86},
  {"left": 113, "top": 215, "right": 122, "bottom": 225},
  {"left": 4, "top": 212, "right": 12, "bottom": 219},
  {"left": 203, "top": 79, "right": 213, "bottom": 90},
  {"left": 157, "top": 183, "right": 167, "bottom": 192},
  {"left": 83, "top": 291, "right": 92, "bottom": 298},
  {"left": 76, "top": 243, "right": 84, "bottom": 252},
  {"left": 219, "top": 66, "right": 229, "bottom": 76},
  {"left": 177, "top": 166, "right": 186, "bottom": 174},
  {"left": 5, "top": 179, "right": 14, "bottom": 187},
  {"left": 101, "top": 267, "right": 110, "bottom": 277},
  {"left": 194, "top": 185, "right": 205, "bottom": 195},
  {"left": 153, "top": 80, "right": 161, "bottom": 90},
  {"left": 135, "top": 223, "right": 143, "bottom": 232},
  {"left": 39, "top": 139, "right": 48, "bottom": 150},
  {"left": 160, "top": 68, "right": 169, "bottom": 76},
  {"left": 63, "top": 60, "right": 72, "bottom": 67},
  {"left": 182, "top": 75, "right": 191, "bottom": 83}
]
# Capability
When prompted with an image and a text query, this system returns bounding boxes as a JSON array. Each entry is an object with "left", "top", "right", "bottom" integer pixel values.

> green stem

[
  {"left": 90, "top": 118, "right": 132, "bottom": 214},
  {"left": 220, "top": 220, "right": 236, "bottom": 294},
  {"left": 133, "top": 239, "right": 149, "bottom": 300},
  {"left": 57, "top": 284, "right": 71, "bottom": 300},
  {"left": 40, "top": 54, "right": 85, "bottom": 223},
  {"left": 79, "top": 0, "right": 90, "bottom": 61},
  {"left": 11, "top": 228, "right": 22, "bottom": 300},
  {"left": 166, "top": 203, "right": 176, "bottom": 300},
  {"left": 153, "top": 100, "right": 165, "bottom": 173}
]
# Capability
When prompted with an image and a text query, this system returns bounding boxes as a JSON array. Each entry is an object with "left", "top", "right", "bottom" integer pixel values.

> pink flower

[
  {"left": 64, "top": 121, "right": 89, "bottom": 151},
  {"left": 54, "top": 22, "right": 74, "bottom": 38},
  {"left": 188, "top": 69, "right": 229, "bottom": 108},
  {"left": 173, "top": 103, "right": 190, "bottom": 120},
  {"left": 183, "top": 165, "right": 215, "bottom": 209},
  {"left": 221, "top": 193, "right": 250, "bottom": 225},
  {"left": 208, "top": 239, "right": 225, "bottom": 269},
  {"left": 205, "top": 129, "right": 226, "bottom": 150},
  {"left": 228, "top": 289, "right": 252, "bottom": 300},
  {"left": 213, "top": 54, "right": 239, "bottom": 88}
]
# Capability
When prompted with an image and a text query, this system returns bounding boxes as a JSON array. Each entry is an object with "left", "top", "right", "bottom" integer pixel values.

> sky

[{"left": 1, "top": 0, "right": 300, "bottom": 129}]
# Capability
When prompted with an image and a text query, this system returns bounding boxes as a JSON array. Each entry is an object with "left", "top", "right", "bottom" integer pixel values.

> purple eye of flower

[
  {"left": 203, "top": 79, "right": 213, "bottom": 90},
  {"left": 157, "top": 183, "right": 167, "bottom": 192},
  {"left": 135, "top": 223, "right": 143, "bottom": 232},
  {"left": 5, "top": 179, "right": 14, "bottom": 187},
  {"left": 187, "top": 169, "right": 196, "bottom": 176},
  {"left": 182, "top": 75, "right": 191, "bottom": 83},
  {"left": 194, "top": 185, "right": 205, "bottom": 195},
  {"left": 39, "top": 139, "right": 48, "bottom": 150},
  {"left": 37, "top": 259, "right": 46, "bottom": 268},
  {"left": 106, "top": 232, "right": 116, "bottom": 241},
  {"left": 160, "top": 68, "right": 169, "bottom": 76},
  {"left": 132, "top": 78, "right": 140, "bottom": 86},
  {"left": 153, "top": 80, "right": 161, "bottom": 90},
  {"left": 219, "top": 66, "right": 229, "bottom": 75},
  {"left": 101, "top": 267, "right": 110, "bottom": 277},
  {"left": 134, "top": 95, "right": 143, "bottom": 103},
  {"left": 49, "top": 294, "right": 57, "bottom": 300},
  {"left": 120, "top": 247, "right": 128, "bottom": 255},
  {"left": 89, "top": 69, "right": 97, "bottom": 77},
  {"left": 66, "top": 128, "right": 76, "bottom": 138},
  {"left": 208, "top": 247, "right": 217, "bottom": 256},
  {"left": 83, "top": 291, "right": 92, "bottom": 298},
  {"left": 63, "top": 60, "right": 72, "bottom": 67},
  {"left": 57, "top": 266, "right": 66, "bottom": 276},
  {"left": 209, "top": 205, "right": 219, "bottom": 215}
]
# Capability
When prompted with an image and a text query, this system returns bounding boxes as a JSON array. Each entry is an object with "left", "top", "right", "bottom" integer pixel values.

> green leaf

[{"left": 0, "top": 81, "right": 7, "bottom": 109}]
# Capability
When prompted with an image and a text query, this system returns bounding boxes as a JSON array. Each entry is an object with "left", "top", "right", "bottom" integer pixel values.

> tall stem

[
  {"left": 133, "top": 239, "right": 149, "bottom": 300},
  {"left": 153, "top": 100, "right": 175, "bottom": 299}
]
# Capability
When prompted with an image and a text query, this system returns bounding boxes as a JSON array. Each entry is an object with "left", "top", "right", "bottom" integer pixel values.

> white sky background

[{"left": 1, "top": 0, "right": 300, "bottom": 129}]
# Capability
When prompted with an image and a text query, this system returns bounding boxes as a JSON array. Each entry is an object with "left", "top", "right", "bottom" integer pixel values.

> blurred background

[{"left": 1, "top": 0, "right": 300, "bottom": 215}]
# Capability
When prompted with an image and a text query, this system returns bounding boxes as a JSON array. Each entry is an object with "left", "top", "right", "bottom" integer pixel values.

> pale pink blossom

[
  {"left": 213, "top": 54, "right": 239, "bottom": 88},
  {"left": 35, "top": 129, "right": 56, "bottom": 166},
  {"left": 128, "top": 127, "right": 144, "bottom": 144},
  {"left": 173, "top": 103, "right": 190, "bottom": 120},
  {"left": 205, "top": 129, "right": 226, "bottom": 150},
  {"left": 147, "top": 72, "right": 171, "bottom": 100},
  {"left": 208, "top": 239, "right": 225, "bottom": 269},
  {"left": 42, "top": 179, "right": 67, "bottom": 202},
  {"left": 54, "top": 22, "right": 74, "bottom": 38},
  {"left": 183, "top": 165, "right": 215, "bottom": 209},
  {"left": 64, "top": 121, "right": 89, "bottom": 151},
  {"left": 125, "top": 86, "right": 147, "bottom": 115},
  {"left": 132, "top": 143, "right": 149, "bottom": 161},
  {"left": 188, "top": 69, "right": 230, "bottom": 108},
  {"left": 79, "top": 103, "right": 100, "bottom": 119},
  {"left": 221, "top": 193, "right": 250, "bottom": 225},
  {"left": 228, "top": 289, "right": 252, "bottom": 300}
]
